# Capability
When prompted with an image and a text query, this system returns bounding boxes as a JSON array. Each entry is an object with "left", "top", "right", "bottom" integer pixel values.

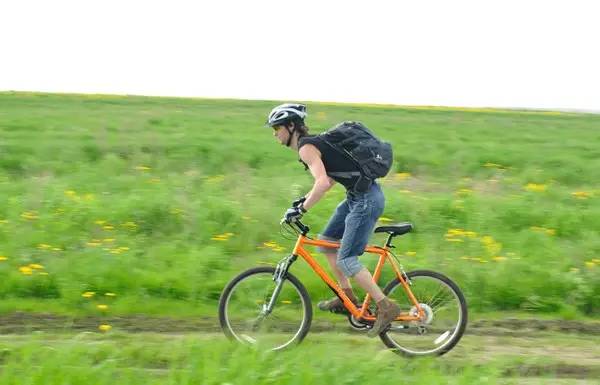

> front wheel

[
  {"left": 380, "top": 270, "right": 468, "bottom": 356},
  {"left": 218, "top": 266, "right": 312, "bottom": 351}
]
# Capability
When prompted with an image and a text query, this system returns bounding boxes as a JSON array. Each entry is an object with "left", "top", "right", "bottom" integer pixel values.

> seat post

[{"left": 385, "top": 233, "right": 395, "bottom": 248}]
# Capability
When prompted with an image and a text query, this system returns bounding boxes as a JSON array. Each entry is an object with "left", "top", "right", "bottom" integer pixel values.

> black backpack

[{"left": 319, "top": 121, "right": 393, "bottom": 192}]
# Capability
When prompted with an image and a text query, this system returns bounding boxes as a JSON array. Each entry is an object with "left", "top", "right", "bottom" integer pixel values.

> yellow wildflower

[
  {"left": 64, "top": 190, "right": 77, "bottom": 197},
  {"left": 492, "top": 256, "right": 507, "bottom": 262},
  {"left": 104, "top": 292, "right": 116, "bottom": 297},
  {"left": 571, "top": 191, "right": 591, "bottom": 199},
  {"left": 378, "top": 217, "right": 394, "bottom": 223},
  {"left": 121, "top": 222, "right": 138, "bottom": 229},
  {"left": 446, "top": 238, "right": 464, "bottom": 243},
  {"left": 95, "top": 220, "right": 106, "bottom": 225},
  {"left": 399, "top": 189, "right": 412, "bottom": 194},
  {"left": 456, "top": 188, "right": 473, "bottom": 195},
  {"left": 569, "top": 267, "right": 580, "bottom": 273},
  {"left": 484, "top": 162, "right": 502, "bottom": 168},
  {"left": 103, "top": 225, "right": 114, "bottom": 231},
  {"left": 20, "top": 211, "right": 39, "bottom": 220},
  {"left": 103, "top": 238, "right": 115, "bottom": 243},
  {"left": 87, "top": 241, "right": 102, "bottom": 247},
  {"left": 28, "top": 263, "right": 44, "bottom": 270},
  {"left": 585, "top": 261, "right": 595, "bottom": 269},
  {"left": 0, "top": 219, "right": 8, "bottom": 224},
  {"left": 97, "top": 304, "right": 108, "bottom": 310},
  {"left": 394, "top": 172, "right": 411, "bottom": 181},
  {"left": 524, "top": 183, "right": 547, "bottom": 192},
  {"left": 37, "top": 244, "right": 52, "bottom": 250},
  {"left": 19, "top": 266, "right": 33, "bottom": 275},
  {"left": 135, "top": 166, "right": 151, "bottom": 171},
  {"left": 98, "top": 324, "right": 112, "bottom": 332},
  {"left": 52, "top": 248, "right": 62, "bottom": 251},
  {"left": 0, "top": 255, "right": 8, "bottom": 261},
  {"left": 82, "top": 291, "right": 96, "bottom": 298}
]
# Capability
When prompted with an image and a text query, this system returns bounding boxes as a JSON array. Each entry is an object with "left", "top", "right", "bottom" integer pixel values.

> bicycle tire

[
  {"left": 218, "top": 266, "right": 313, "bottom": 351},
  {"left": 380, "top": 269, "right": 468, "bottom": 356}
]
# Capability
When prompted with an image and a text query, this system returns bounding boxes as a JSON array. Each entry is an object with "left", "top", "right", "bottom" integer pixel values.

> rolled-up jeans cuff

[
  {"left": 317, "top": 234, "right": 340, "bottom": 254},
  {"left": 338, "top": 256, "right": 363, "bottom": 277}
]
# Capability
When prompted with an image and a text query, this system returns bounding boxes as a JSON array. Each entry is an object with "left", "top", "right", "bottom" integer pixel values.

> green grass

[
  {"left": 1, "top": 331, "right": 598, "bottom": 384},
  {"left": 0, "top": 91, "right": 599, "bottom": 317}
]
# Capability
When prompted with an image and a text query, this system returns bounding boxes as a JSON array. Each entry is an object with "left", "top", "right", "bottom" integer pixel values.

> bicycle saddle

[{"left": 374, "top": 222, "right": 413, "bottom": 236}]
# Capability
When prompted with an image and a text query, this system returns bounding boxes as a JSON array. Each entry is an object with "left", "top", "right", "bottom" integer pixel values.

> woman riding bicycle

[{"left": 267, "top": 103, "right": 401, "bottom": 337}]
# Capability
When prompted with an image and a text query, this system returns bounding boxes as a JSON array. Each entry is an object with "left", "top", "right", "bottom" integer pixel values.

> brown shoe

[
  {"left": 367, "top": 297, "right": 401, "bottom": 337},
  {"left": 317, "top": 288, "right": 360, "bottom": 314}
]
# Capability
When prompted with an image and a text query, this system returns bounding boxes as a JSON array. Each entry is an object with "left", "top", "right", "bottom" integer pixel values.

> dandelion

[
  {"left": 456, "top": 189, "right": 473, "bottom": 196},
  {"left": 446, "top": 238, "right": 464, "bottom": 243},
  {"left": 281, "top": 300, "right": 292, "bottom": 304},
  {"left": 135, "top": 166, "right": 151, "bottom": 171},
  {"left": 121, "top": 222, "right": 138, "bottom": 229},
  {"left": 37, "top": 244, "right": 52, "bottom": 250},
  {"left": 484, "top": 162, "right": 502, "bottom": 168},
  {"left": 572, "top": 191, "right": 591, "bottom": 199},
  {"left": 0, "top": 219, "right": 8, "bottom": 224},
  {"left": 585, "top": 261, "right": 595, "bottom": 269},
  {"left": 524, "top": 183, "right": 547, "bottom": 192},
  {"left": 19, "top": 266, "right": 33, "bottom": 275},
  {"left": 28, "top": 263, "right": 44, "bottom": 270},
  {"left": 530, "top": 226, "right": 555, "bottom": 236},
  {"left": 394, "top": 172, "right": 412, "bottom": 181},
  {"left": 0, "top": 255, "right": 8, "bottom": 261},
  {"left": 20, "top": 211, "right": 39, "bottom": 220},
  {"left": 97, "top": 304, "right": 108, "bottom": 310},
  {"left": 103, "top": 225, "right": 114, "bottom": 231},
  {"left": 104, "top": 292, "right": 116, "bottom": 297},
  {"left": 593, "top": 259, "right": 600, "bottom": 264},
  {"left": 212, "top": 233, "right": 233, "bottom": 241},
  {"left": 405, "top": 251, "right": 417, "bottom": 257},
  {"left": 87, "top": 241, "right": 102, "bottom": 247},
  {"left": 103, "top": 238, "right": 115, "bottom": 243},
  {"left": 98, "top": 324, "right": 112, "bottom": 332},
  {"left": 378, "top": 217, "right": 394, "bottom": 223},
  {"left": 82, "top": 291, "right": 96, "bottom": 298},
  {"left": 492, "top": 256, "right": 507, "bottom": 262},
  {"left": 95, "top": 220, "right": 106, "bottom": 225},
  {"left": 52, "top": 247, "right": 62, "bottom": 251}
]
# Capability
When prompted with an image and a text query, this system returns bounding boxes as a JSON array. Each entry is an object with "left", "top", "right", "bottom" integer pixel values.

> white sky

[{"left": 1, "top": 0, "right": 599, "bottom": 111}]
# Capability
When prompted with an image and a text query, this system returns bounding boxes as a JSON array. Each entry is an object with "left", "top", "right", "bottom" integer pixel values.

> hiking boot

[
  {"left": 317, "top": 288, "right": 360, "bottom": 314},
  {"left": 367, "top": 297, "right": 401, "bottom": 337}
]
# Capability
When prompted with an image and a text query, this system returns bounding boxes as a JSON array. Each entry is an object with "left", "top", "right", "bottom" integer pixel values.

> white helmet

[{"left": 266, "top": 103, "right": 307, "bottom": 127}]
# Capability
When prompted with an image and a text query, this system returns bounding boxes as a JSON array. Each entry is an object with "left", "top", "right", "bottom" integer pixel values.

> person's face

[{"left": 272, "top": 124, "right": 289, "bottom": 146}]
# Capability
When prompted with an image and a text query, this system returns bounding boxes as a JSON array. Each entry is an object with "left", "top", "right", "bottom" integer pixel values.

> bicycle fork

[{"left": 261, "top": 254, "right": 298, "bottom": 316}]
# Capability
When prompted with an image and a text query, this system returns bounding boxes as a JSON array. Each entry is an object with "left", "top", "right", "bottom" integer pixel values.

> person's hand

[
  {"left": 283, "top": 205, "right": 305, "bottom": 223},
  {"left": 292, "top": 196, "right": 306, "bottom": 208}
]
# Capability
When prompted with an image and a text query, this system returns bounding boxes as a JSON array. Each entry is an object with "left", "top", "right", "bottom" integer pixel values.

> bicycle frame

[{"left": 290, "top": 234, "right": 425, "bottom": 322}]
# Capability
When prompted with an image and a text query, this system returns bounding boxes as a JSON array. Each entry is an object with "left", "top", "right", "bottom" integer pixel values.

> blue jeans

[{"left": 318, "top": 182, "right": 385, "bottom": 277}]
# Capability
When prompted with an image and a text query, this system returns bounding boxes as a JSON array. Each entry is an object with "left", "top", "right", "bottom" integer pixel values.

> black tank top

[{"left": 297, "top": 135, "right": 360, "bottom": 191}]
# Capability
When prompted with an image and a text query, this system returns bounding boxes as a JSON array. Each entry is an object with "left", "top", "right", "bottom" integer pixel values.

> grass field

[
  {"left": 1, "top": 91, "right": 599, "bottom": 383},
  {"left": 0, "top": 91, "right": 598, "bottom": 317}
]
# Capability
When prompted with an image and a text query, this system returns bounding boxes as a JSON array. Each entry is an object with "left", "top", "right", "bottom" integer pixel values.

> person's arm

[{"left": 298, "top": 144, "right": 336, "bottom": 211}]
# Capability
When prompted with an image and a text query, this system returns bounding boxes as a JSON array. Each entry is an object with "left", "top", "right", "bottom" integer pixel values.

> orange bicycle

[{"left": 218, "top": 218, "right": 467, "bottom": 356}]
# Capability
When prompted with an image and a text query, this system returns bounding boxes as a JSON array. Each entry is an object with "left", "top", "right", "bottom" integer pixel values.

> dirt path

[{"left": 1, "top": 312, "right": 599, "bottom": 335}]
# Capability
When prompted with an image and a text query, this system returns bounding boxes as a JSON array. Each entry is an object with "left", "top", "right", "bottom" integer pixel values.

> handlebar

[{"left": 280, "top": 217, "right": 310, "bottom": 236}]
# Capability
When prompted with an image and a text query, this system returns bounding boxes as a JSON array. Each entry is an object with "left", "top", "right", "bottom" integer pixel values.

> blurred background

[{"left": 1, "top": 1, "right": 599, "bottom": 384}]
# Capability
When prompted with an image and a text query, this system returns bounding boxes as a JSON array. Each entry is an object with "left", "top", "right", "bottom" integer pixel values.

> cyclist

[{"left": 266, "top": 103, "right": 401, "bottom": 337}]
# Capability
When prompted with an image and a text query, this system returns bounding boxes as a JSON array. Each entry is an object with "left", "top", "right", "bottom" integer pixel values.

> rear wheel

[
  {"left": 380, "top": 270, "right": 467, "bottom": 356},
  {"left": 218, "top": 266, "right": 312, "bottom": 351}
]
